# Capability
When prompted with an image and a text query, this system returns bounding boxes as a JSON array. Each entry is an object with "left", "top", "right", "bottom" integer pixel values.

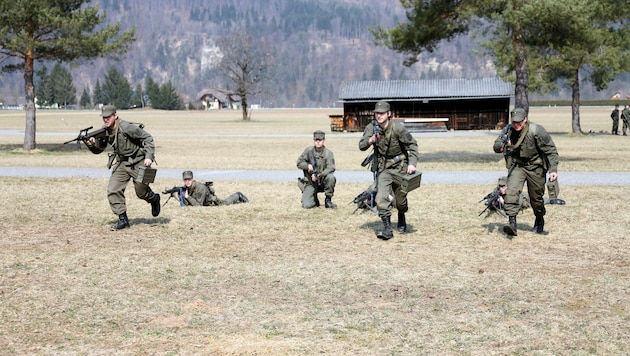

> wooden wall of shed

[{"left": 340, "top": 98, "right": 510, "bottom": 131}]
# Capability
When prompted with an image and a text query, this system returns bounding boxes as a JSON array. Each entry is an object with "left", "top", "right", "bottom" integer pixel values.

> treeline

[{"left": 36, "top": 65, "right": 184, "bottom": 110}]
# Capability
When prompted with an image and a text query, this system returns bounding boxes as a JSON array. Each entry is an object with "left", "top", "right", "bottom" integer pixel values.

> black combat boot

[
  {"left": 534, "top": 216, "right": 545, "bottom": 234},
  {"left": 503, "top": 216, "right": 518, "bottom": 236},
  {"left": 325, "top": 196, "right": 337, "bottom": 209},
  {"left": 237, "top": 192, "right": 249, "bottom": 203},
  {"left": 111, "top": 212, "right": 130, "bottom": 231},
  {"left": 150, "top": 193, "right": 161, "bottom": 217},
  {"left": 376, "top": 216, "right": 394, "bottom": 240},
  {"left": 397, "top": 211, "right": 406, "bottom": 233}
]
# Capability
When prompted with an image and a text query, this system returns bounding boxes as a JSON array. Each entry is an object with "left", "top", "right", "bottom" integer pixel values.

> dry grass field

[{"left": 1, "top": 106, "right": 629, "bottom": 355}]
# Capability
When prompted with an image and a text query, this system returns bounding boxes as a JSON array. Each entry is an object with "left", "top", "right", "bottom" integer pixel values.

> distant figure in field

[
  {"left": 611, "top": 104, "right": 620, "bottom": 135},
  {"left": 621, "top": 104, "right": 630, "bottom": 136}
]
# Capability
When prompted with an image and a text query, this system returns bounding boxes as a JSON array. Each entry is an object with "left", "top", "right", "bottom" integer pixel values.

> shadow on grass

[
  {"left": 0, "top": 143, "right": 86, "bottom": 153},
  {"left": 107, "top": 216, "right": 171, "bottom": 227},
  {"left": 421, "top": 150, "right": 587, "bottom": 164}
]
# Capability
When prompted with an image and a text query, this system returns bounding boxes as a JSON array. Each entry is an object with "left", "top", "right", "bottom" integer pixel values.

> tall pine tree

[{"left": 0, "top": 0, "right": 135, "bottom": 150}]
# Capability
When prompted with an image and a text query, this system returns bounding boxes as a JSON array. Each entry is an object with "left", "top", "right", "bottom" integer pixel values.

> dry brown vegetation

[{"left": 1, "top": 107, "right": 629, "bottom": 355}]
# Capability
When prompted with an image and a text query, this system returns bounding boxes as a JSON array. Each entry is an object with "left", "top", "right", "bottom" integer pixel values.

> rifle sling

[{"left": 506, "top": 123, "right": 528, "bottom": 151}]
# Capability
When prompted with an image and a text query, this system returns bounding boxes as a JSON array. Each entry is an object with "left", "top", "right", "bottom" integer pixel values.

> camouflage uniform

[
  {"left": 611, "top": 105, "right": 620, "bottom": 135},
  {"left": 296, "top": 131, "right": 337, "bottom": 208},
  {"left": 87, "top": 105, "right": 159, "bottom": 229},
  {"left": 493, "top": 108, "right": 559, "bottom": 235},
  {"left": 359, "top": 101, "right": 420, "bottom": 239},
  {"left": 622, "top": 105, "right": 630, "bottom": 136},
  {"left": 180, "top": 178, "right": 248, "bottom": 206}
]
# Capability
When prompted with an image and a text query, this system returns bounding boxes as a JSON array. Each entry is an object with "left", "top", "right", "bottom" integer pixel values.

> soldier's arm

[
  {"left": 358, "top": 125, "right": 375, "bottom": 151},
  {"left": 296, "top": 148, "right": 310, "bottom": 170},
  {"left": 122, "top": 122, "right": 155, "bottom": 161},
  {"left": 320, "top": 150, "right": 336, "bottom": 176},
  {"left": 399, "top": 126, "right": 419, "bottom": 167},
  {"left": 535, "top": 126, "right": 559, "bottom": 173}
]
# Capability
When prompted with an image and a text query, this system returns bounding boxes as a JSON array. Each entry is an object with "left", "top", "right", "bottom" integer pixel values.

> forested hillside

[{"left": 1, "top": 0, "right": 627, "bottom": 108}]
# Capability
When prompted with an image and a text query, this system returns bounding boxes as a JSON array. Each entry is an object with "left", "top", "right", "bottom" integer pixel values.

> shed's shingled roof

[{"left": 339, "top": 78, "right": 513, "bottom": 101}]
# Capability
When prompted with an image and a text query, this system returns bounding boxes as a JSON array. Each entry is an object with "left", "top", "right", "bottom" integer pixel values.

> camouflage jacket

[
  {"left": 493, "top": 122, "right": 559, "bottom": 173},
  {"left": 296, "top": 146, "right": 336, "bottom": 179},
  {"left": 183, "top": 180, "right": 221, "bottom": 206},
  {"left": 87, "top": 119, "right": 155, "bottom": 165},
  {"left": 359, "top": 120, "right": 419, "bottom": 171}
]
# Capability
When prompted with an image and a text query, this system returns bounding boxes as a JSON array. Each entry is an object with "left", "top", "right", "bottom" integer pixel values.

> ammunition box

[
  {"left": 137, "top": 167, "right": 157, "bottom": 184},
  {"left": 393, "top": 171, "right": 422, "bottom": 193}
]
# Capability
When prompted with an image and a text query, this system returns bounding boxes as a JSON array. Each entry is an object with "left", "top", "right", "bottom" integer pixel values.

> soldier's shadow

[
  {"left": 482, "top": 221, "right": 547, "bottom": 239},
  {"left": 358, "top": 221, "right": 417, "bottom": 234},
  {"left": 124, "top": 217, "right": 171, "bottom": 227}
]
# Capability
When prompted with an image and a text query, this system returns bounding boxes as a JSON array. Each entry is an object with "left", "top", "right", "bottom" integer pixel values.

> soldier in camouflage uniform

[
  {"left": 611, "top": 104, "right": 620, "bottom": 135},
  {"left": 493, "top": 107, "right": 559, "bottom": 236},
  {"left": 296, "top": 130, "right": 337, "bottom": 209},
  {"left": 359, "top": 101, "right": 420, "bottom": 240},
  {"left": 179, "top": 170, "right": 248, "bottom": 206},
  {"left": 84, "top": 105, "right": 161, "bottom": 231},
  {"left": 621, "top": 104, "right": 630, "bottom": 136}
]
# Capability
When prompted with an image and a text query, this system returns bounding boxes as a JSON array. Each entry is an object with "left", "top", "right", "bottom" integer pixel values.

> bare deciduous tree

[{"left": 216, "top": 31, "right": 273, "bottom": 121}]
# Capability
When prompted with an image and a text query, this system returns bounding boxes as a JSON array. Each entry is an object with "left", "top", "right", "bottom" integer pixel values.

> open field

[
  {"left": 1, "top": 106, "right": 630, "bottom": 172},
  {"left": 1, "top": 106, "right": 629, "bottom": 354}
]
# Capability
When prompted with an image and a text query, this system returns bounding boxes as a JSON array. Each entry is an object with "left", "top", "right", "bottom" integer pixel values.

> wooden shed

[{"left": 333, "top": 78, "right": 513, "bottom": 132}]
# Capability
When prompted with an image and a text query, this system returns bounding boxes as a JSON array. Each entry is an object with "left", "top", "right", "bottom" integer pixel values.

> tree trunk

[
  {"left": 241, "top": 96, "right": 249, "bottom": 121},
  {"left": 570, "top": 69, "right": 583, "bottom": 134},
  {"left": 23, "top": 54, "right": 36, "bottom": 151},
  {"left": 512, "top": 28, "right": 529, "bottom": 113}
]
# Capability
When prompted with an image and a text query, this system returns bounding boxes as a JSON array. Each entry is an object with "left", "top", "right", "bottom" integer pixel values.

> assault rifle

[
  {"left": 478, "top": 189, "right": 507, "bottom": 218},
  {"left": 61, "top": 126, "right": 107, "bottom": 148},
  {"left": 162, "top": 186, "right": 185, "bottom": 208},
  {"left": 351, "top": 188, "right": 376, "bottom": 213}
]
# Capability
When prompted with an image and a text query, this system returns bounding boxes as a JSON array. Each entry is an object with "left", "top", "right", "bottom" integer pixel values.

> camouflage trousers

[
  {"left": 505, "top": 165, "right": 546, "bottom": 218},
  {"left": 108, "top": 162, "right": 156, "bottom": 215},
  {"left": 375, "top": 168, "right": 409, "bottom": 219},
  {"left": 301, "top": 174, "right": 336, "bottom": 208}
]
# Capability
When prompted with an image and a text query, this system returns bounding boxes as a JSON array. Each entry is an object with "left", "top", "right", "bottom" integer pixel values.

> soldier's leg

[
  {"left": 503, "top": 167, "right": 527, "bottom": 236},
  {"left": 129, "top": 165, "right": 160, "bottom": 217},
  {"left": 127, "top": 165, "right": 154, "bottom": 201},
  {"left": 301, "top": 184, "right": 318, "bottom": 208},
  {"left": 504, "top": 168, "right": 527, "bottom": 217},
  {"left": 322, "top": 174, "right": 337, "bottom": 208},
  {"left": 222, "top": 193, "right": 241, "bottom": 205},
  {"left": 392, "top": 177, "right": 409, "bottom": 233},
  {"left": 525, "top": 168, "right": 546, "bottom": 217},
  {"left": 376, "top": 171, "right": 394, "bottom": 218},
  {"left": 108, "top": 166, "right": 131, "bottom": 215},
  {"left": 374, "top": 171, "right": 395, "bottom": 239},
  {"left": 322, "top": 174, "right": 336, "bottom": 198}
]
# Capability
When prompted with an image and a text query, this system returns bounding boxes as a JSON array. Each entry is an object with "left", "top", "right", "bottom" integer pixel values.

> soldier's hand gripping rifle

[
  {"left": 308, "top": 150, "right": 321, "bottom": 202},
  {"left": 478, "top": 189, "right": 507, "bottom": 218},
  {"left": 162, "top": 186, "right": 186, "bottom": 208},
  {"left": 61, "top": 126, "right": 107, "bottom": 149}
]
